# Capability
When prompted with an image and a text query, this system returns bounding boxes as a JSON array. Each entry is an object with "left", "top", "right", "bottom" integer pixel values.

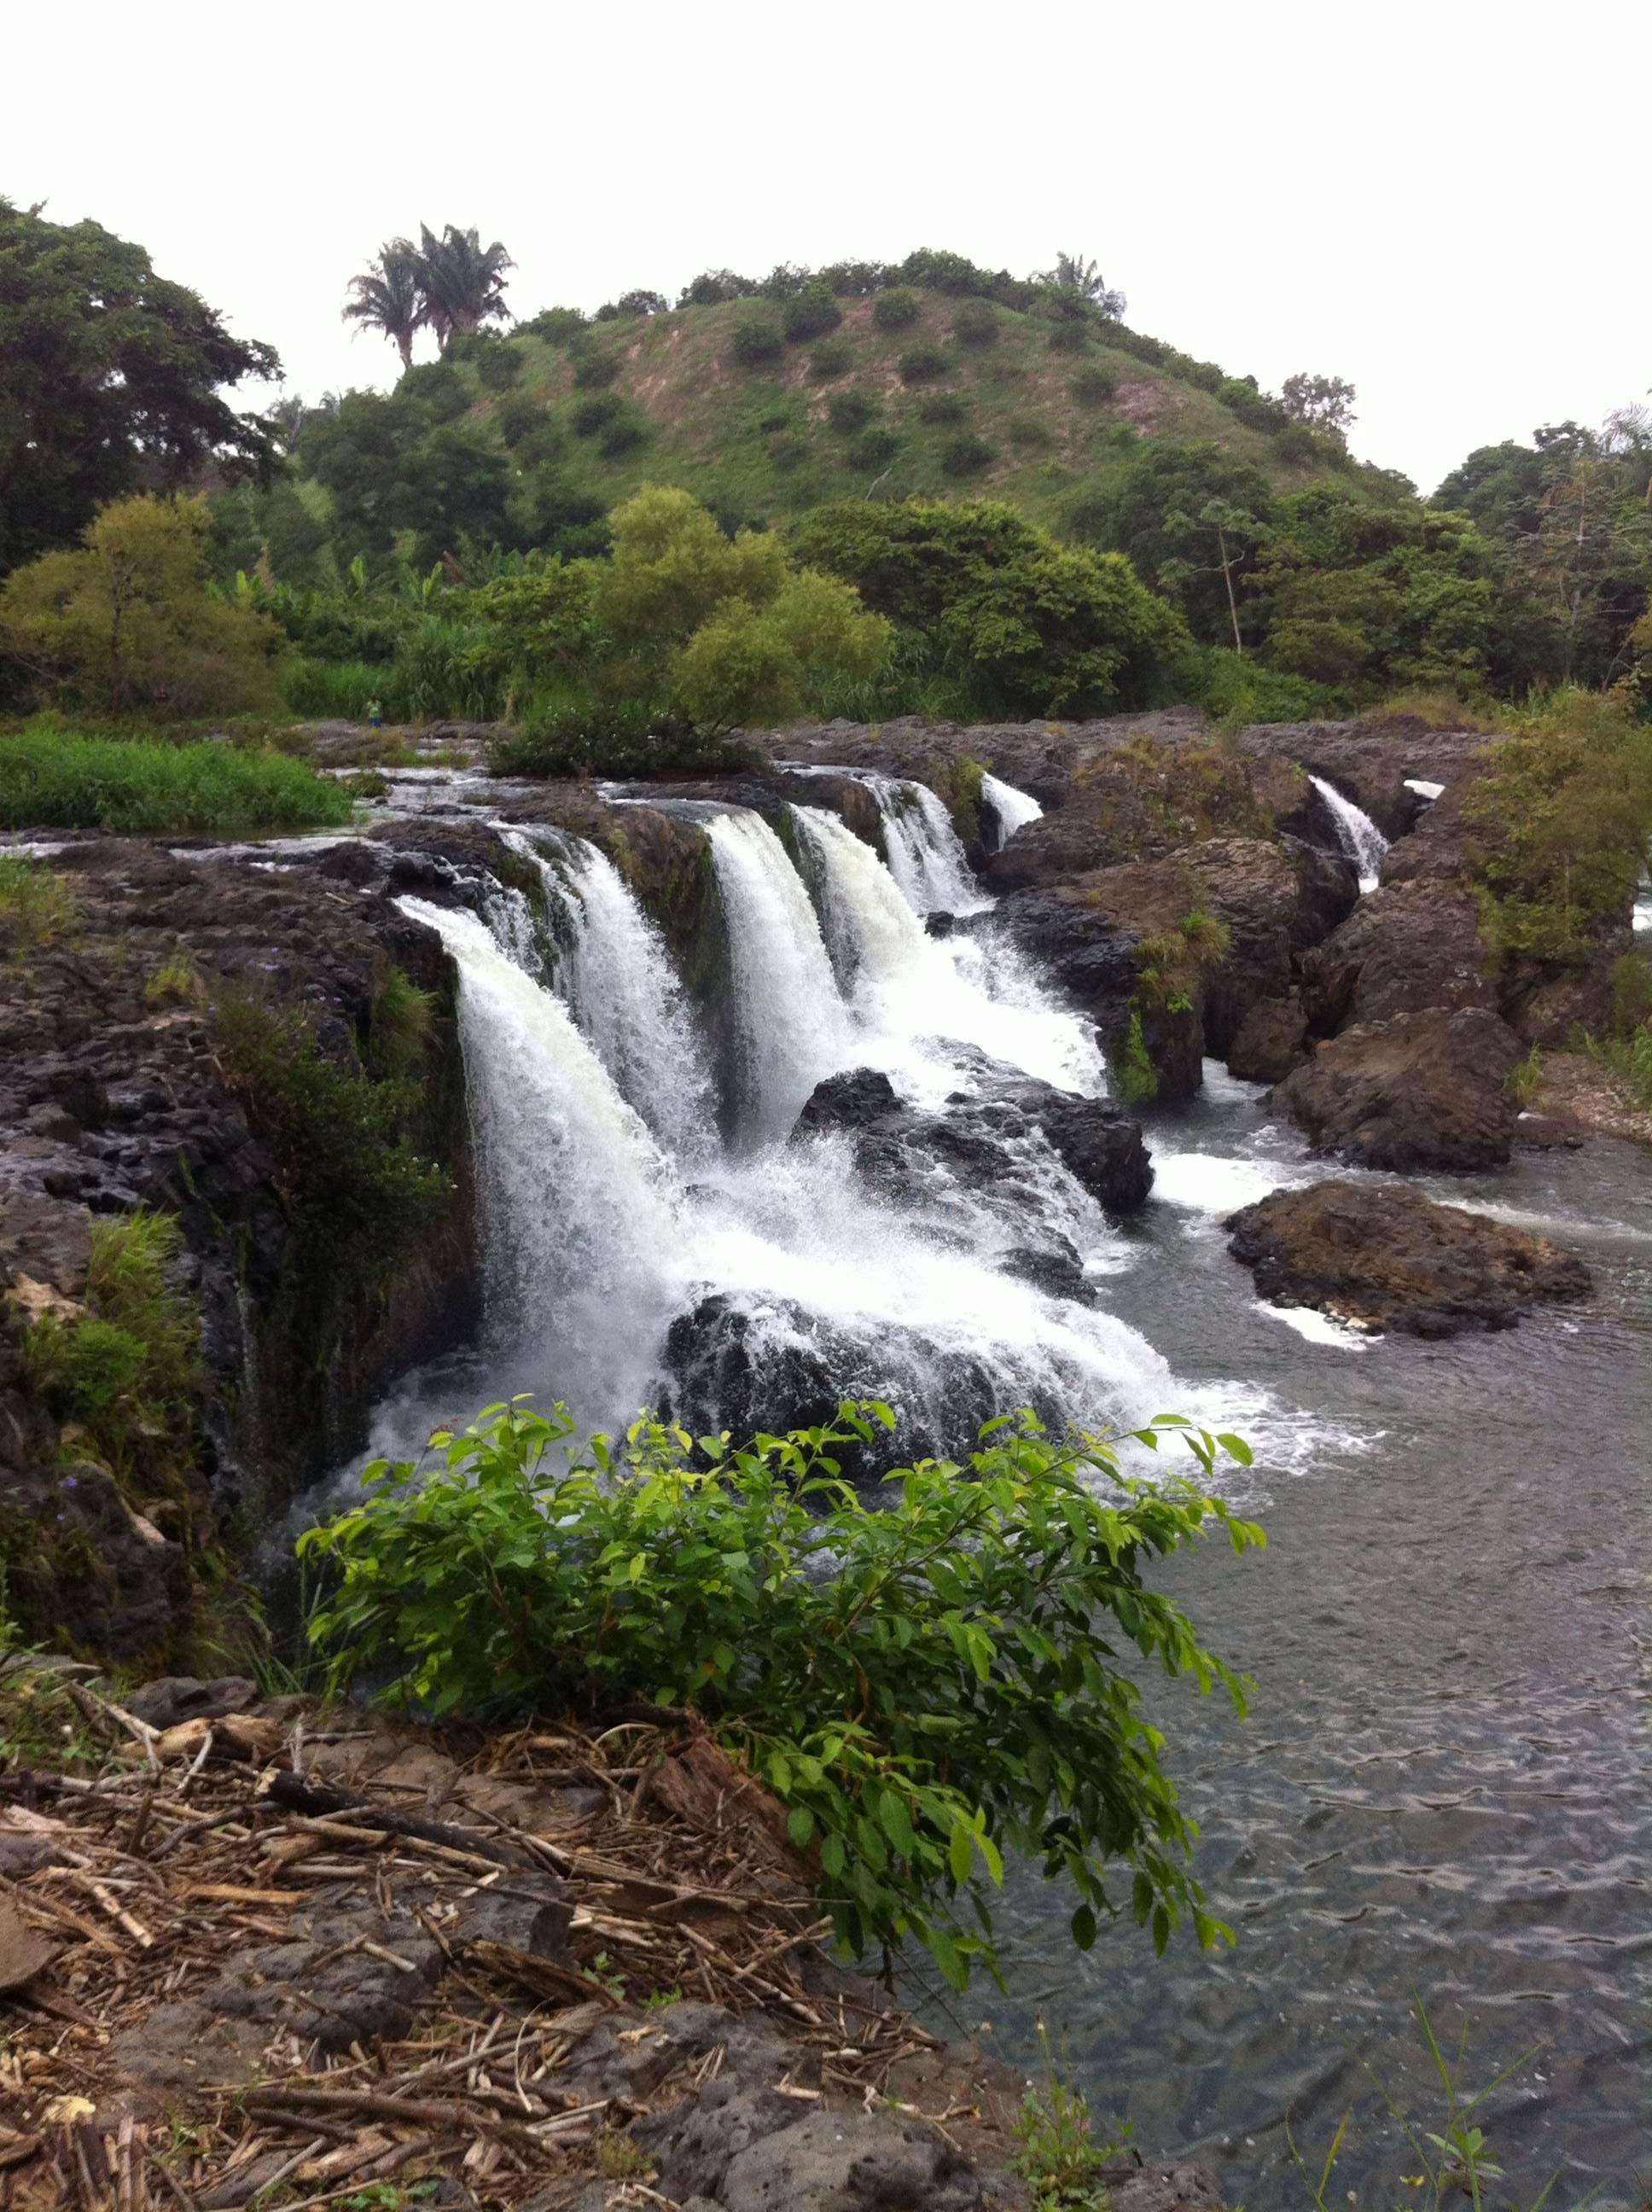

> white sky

[{"left": 9, "top": 0, "right": 1648, "bottom": 495}]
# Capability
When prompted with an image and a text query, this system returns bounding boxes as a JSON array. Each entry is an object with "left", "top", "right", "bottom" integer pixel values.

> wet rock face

[
  {"left": 659, "top": 1292, "right": 1007, "bottom": 1480},
  {"left": 0, "top": 839, "right": 481, "bottom": 1656},
  {"left": 1228, "top": 992, "right": 1309, "bottom": 1084},
  {"left": 1301, "top": 880, "right": 1498, "bottom": 1034},
  {"left": 1225, "top": 1179, "right": 1591, "bottom": 1337},
  {"left": 794, "top": 1057, "right": 1154, "bottom": 1221},
  {"left": 1271, "top": 1006, "right": 1525, "bottom": 1171}
]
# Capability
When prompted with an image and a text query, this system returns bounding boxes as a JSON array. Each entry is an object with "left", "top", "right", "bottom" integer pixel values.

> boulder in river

[
  {"left": 794, "top": 1058, "right": 1154, "bottom": 1219},
  {"left": 1271, "top": 1006, "right": 1524, "bottom": 1171},
  {"left": 1224, "top": 1179, "right": 1591, "bottom": 1336},
  {"left": 1228, "top": 992, "right": 1309, "bottom": 1083}
]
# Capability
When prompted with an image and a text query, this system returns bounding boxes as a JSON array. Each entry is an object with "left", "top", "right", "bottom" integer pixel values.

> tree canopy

[
  {"left": 792, "top": 498, "right": 1190, "bottom": 717},
  {"left": 0, "top": 199, "right": 281, "bottom": 576}
]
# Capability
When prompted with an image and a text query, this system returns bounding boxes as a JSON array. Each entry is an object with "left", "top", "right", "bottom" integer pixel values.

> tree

[
  {"left": 1070, "top": 441, "right": 1276, "bottom": 647},
  {"left": 1280, "top": 372, "right": 1358, "bottom": 439},
  {"left": 1160, "top": 499, "right": 1271, "bottom": 655},
  {"left": 0, "top": 494, "right": 284, "bottom": 715},
  {"left": 343, "top": 239, "right": 425, "bottom": 370},
  {"left": 0, "top": 199, "right": 281, "bottom": 577},
  {"left": 414, "top": 224, "right": 513, "bottom": 350},
  {"left": 1032, "top": 251, "right": 1126, "bottom": 320},
  {"left": 791, "top": 498, "right": 1190, "bottom": 717}
]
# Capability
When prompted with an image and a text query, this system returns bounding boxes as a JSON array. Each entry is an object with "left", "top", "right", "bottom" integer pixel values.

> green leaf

[
  {"left": 878, "top": 1790, "right": 916, "bottom": 1859},
  {"left": 926, "top": 1926, "right": 968, "bottom": 1991},
  {"left": 1071, "top": 1902, "right": 1097, "bottom": 1949},
  {"left": 787, "top": 1803, "right": 817, "bottom": 1848},
  {"left": 819, "top": 1831, "right": 846, "bottom": 1879},
  {"left": 948, "top": 1822, "right": 974, "bottom": 1885}
]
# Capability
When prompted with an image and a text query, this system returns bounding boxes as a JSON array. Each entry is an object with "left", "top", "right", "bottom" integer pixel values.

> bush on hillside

[
  {"left": 0, "top": 495, "right": 286, "bottom": 717},
  {"left": 791, "top": 497, "right": 1194, "bottom": 717},
  {"left": 730, "top": 307, "right": 785, "bottom": 367},
  {"left": 518, "top": 306, "right": 589, "bottom": 344},
  {"left": 301, "top": 1398, "right": 1260, "bottom": 1987},
  {"left": 1047, "top": 322, "right": 1091, "bottom": 356},
  {"left": 782, "top": 283, "right": 843, "bottom": 341},
  {"left": 474, "top": 339, "right": 524, "bottom": 391},
  {"left": 851, "top": 428, "right": 902, "bottom": 472},
  {"left": 952, "top": 299, "right": 998, "bottom": 347},
  {"left": 678, "top": 269, "right": 758, "bottom": 307},
  {"left": 940, "top": 433, "right": 995, "bottom": 478},
  {"left": 916, "top": 391, "right": 968, "bottom": 426},
  {"left": 493, "top": 392, "right": 547, "bottom": 448},
  {"left": 571, "top": 391, "right": 625, "bottom": 438},
  {"left": 597, "top": 410, "right": 649, "bottom": 457},
  {"left": 1007, "top": 417, "right": 1054, "bottom": 451},
  {"left": 898, "top": 344, "right": 948, "bottom": 385},
  {"left": 572, "top": 350, "right": 622, "bottom": 391},
  {"left": 1070, "top": 364, "right": 1120, "bottom": 406},
  {"left": 827, "top": 390, "right": 876, "bottom": 435},
  {"left": 872, "top": 288, "right": 921, "bottom": 331},
  {"left": 808, "top": 337, "right": 852, "bottom": 381}
]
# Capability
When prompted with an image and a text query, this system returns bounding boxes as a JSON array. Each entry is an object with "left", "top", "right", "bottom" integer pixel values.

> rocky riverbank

[{"left": 0, "top": 1655, "right": 1220, "bottom": 2212}]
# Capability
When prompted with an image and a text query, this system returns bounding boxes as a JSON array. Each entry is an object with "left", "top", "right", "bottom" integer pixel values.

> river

[{"left": 343, "top": 766, "right": 1650, "bottom": 2206}]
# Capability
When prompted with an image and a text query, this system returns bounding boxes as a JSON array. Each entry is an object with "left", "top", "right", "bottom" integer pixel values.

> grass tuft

[{"left": 0, "top": 720, "right": 352, "bottom": 836}]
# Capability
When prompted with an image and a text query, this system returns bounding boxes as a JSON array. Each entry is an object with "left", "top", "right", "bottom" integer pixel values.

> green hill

[{"left": 253, "top": 282, "right": 1375, "bottom": 581}]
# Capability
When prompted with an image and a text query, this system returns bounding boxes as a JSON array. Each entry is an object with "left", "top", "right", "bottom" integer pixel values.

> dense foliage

[
  {"left": 0, "top": 495, "right": 287, "bottom": 715},
  {"left": 792, "top": 498, "right": 1191, "bottom": 716},
  {"left": 1462, "top": 689, "right": 1652, "bottom": 962},
  {"left": 0, "top": 200, "right": 279, "bottom": 575},
  {"left": 302, "top": 1399, "right": 1262, "bottom": 1988}
]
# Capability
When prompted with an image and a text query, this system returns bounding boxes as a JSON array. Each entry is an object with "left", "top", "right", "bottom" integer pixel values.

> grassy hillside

[
  {"left": 497, "top": 294, "right": 1326, "bottom": 525},
  {"left": 278, "top": 288, "right": 1362, "bottom": 564}
]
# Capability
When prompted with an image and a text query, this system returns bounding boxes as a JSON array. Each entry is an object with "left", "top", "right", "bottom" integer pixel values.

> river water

[{"left": 343, "top": 771, "right": 1650, "bottom": 2205}]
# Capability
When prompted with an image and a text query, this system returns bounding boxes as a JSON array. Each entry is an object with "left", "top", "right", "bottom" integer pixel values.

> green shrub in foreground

[
  {"left": 0, "top": 725, "right": 352, "bottom": 835},
  {"left": 302, "top": 1399, "right": 1261, "bottom": 1988}
]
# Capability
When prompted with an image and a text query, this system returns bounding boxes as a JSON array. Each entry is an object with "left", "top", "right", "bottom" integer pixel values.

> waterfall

[
  {"left": 396, "top": 897, "right": 682, "bottom": 1420},
  {"left": 980, "top": 772, "right": 1044, "bottom": 851},
  {"left": 481, "top": 881, "right": 540, "bottom": 970},
  {"left": 499, "top": 829, "right": 716, "bottom": 1166},
  {"left": 706, "top": 812, "right": 851, "bottom": 1144},
  {"left": 1308, "top": 774, "right": 1388, "bottom": 893},
  {"left": 865, "top": 775, "right": 992, "bottom": 915},
  {"left": 791, "top": 804, "right": 1105, "bottom": 1098}
]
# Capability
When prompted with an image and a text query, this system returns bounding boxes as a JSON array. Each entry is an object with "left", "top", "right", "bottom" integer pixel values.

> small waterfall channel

[
  {"left": 1308, "top": 772, "right": 1389, "bottom": 891},
  {"left": 980, "top": 771, "right": 1044, "bottom": 849}
]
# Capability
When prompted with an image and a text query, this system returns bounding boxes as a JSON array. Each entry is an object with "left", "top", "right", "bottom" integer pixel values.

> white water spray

[
  {"left": 791, "top": 805, "right": 1105, "bottom": 1098},
  {"left": 396, "top": 898, "right": 682, "bottom": 1419},
  {"left": 980, "top": 772, "right": 1044, "bottom": 850},
  {"left": 1309, "top": 774, "right": 1389, "bottom": 893},
  {"left": 500, "top": 830, "right": 717, "bottom": 1165},
  {"left": 864, "top": 775, "right": 992, "bottom": 915},
  {"left": 707, "top": 812, "right": 851, "bottom": 1144}
]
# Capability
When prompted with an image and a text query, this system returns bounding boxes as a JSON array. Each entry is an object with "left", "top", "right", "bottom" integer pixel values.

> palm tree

[
  {"left": 416, "top": 224, "right": 514, "bottom": 350},
  {"left": 342, "top": 239, "right": 425, "bottom": 370},
  {"left": 1032, "top": 252, "right": 1126, "bottom": 322}
]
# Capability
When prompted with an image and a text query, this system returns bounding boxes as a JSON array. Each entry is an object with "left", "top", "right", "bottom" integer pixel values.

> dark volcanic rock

[
  {"left": 1225, "top": 1179, "right": 1591, "bottom": 1336},
  {"left": 1228, "top": 992, "right": 1309, "bottom": 1083},
  {"left": 794, "top": 1059, "right": 1153, "bottom": 1220},
  {"left": 1300, "top": 880, "right": 1497, "bottom": 1034},
  {"left": 660, "top": 1292, "right": 1005, "bottom": 1477},
  {"left": 1272, "top": 1007, "right": 1524, "bottom": 1170}
]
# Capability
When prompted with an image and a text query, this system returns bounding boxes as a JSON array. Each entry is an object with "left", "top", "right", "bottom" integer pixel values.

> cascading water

[
  {"left": 497, "top": 828, "right": 717, "bottom": 1165},
  {"left": 864, "top": 774, "right": 992, "bottom": 915},
  {"left": 394, "top": 897, "right": 683, "bottom": 1423},
  {"left": 1308, "top": 772, "right": 1389, "bottom": 892},
  {"left": 790, "top": 803, "right": 1104, "bottom": 1099},
  {"left": 980, "top": 771, "right": 1044, "bottom": 850},
  {"left": 706, "top": 810, "right": 851, "bottom": 1144}
]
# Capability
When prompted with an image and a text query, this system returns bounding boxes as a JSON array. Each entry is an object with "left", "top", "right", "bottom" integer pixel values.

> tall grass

[{"left": 0, "top": 721, "right": 352, "bottom": 835}]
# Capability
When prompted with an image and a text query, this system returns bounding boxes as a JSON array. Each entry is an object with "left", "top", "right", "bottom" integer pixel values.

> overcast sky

[{"left": 10, "top": 0, "right": 1648, "bottom": 494}]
